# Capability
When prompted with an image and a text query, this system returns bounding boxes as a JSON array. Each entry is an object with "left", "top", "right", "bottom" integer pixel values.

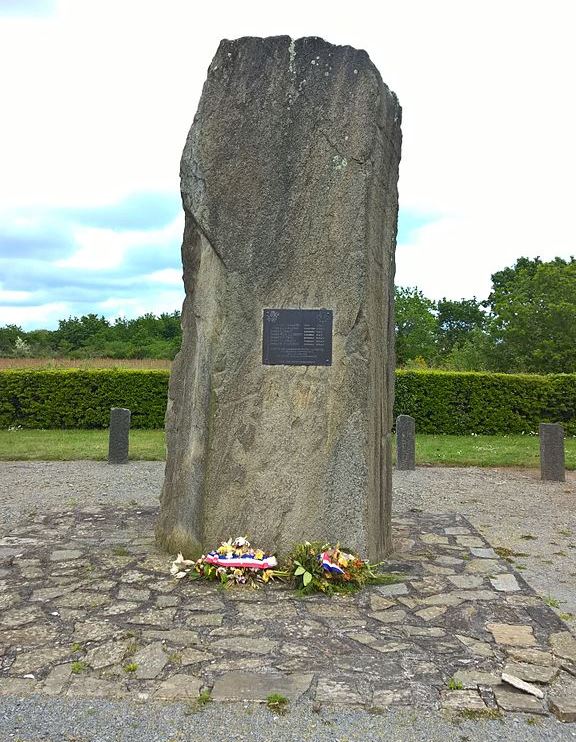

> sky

[{"left": 1, "top": 0, "right": 575, "bottom": 330}]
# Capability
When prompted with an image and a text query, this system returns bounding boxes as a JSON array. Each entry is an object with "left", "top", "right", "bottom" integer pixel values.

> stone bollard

[
  {"left": 396, "top": 415, "right": 416, "bottom": 471},
  {"left": 539, "top": 423, "right": 565, "bottom": 482},
  {"left": 108, "top": 408, "right": 131, "bottom": 465}
]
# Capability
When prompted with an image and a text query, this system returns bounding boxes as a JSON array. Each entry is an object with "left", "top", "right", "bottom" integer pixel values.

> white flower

[
  {"left": 267, "top": 556, "right": 278, "bottom": 568},
  {"left": 233, "top": 536, "right": 250, "bottom": 548},
  {"left": 170, "top": 552, "right": 194, "bottom": 576}
]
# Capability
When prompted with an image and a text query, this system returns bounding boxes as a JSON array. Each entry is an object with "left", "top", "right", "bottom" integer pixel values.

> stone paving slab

[{"left": 0, "top": 506, "right": 574, "bottom": 721}]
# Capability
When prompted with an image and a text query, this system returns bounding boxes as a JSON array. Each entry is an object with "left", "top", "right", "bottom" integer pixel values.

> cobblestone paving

[{"left": 1, "top": 506, "right": 575, "bottom": 722}]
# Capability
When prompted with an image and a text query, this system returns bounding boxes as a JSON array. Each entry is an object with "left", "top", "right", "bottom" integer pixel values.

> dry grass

[{"left": 0, "top": 357, "right": 172, "bottom": 370}]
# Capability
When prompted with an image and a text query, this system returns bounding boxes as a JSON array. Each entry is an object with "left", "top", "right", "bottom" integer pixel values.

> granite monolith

[{"left": 156, "top": 36, "right": 402, "bottom": 560}]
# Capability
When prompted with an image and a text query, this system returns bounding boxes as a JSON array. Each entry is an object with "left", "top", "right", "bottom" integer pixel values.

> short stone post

[
  {"left": 396, "top": 415, "right": 416, "bottom": 471},
  {"left": 539, "top": 423, "right": 565, "bottom": 482},
  {"left": 108, "top": 408, "right": 131, "bottom": 464}
]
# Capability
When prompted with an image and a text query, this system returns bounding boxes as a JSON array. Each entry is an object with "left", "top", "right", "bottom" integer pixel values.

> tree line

[
  {"left": 1, "top": 256, "right": 575, "bottom": 373},
  {"left": 396, "top": 256, "right": 576, "bottom": 373},
  {"left": 0, "top": 312, "right": 182, "bottom": 360}
]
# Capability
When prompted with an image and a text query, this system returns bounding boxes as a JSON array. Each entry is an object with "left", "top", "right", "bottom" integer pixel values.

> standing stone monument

[
  {"left": 396, "top": 415, "right": 416, "bottom": 471},
  {"left": 157, "top": 36, "right": 402, "bottom": 560},
  {"left": 108, "top": 407, "right": 130, "bottom": 465},
  {"left": 539, "top": 423, "right": 565, "bottom": 482}
]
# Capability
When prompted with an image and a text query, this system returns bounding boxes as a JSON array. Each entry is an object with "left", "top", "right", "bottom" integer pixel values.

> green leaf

[
  {"left": 303, "top": 571, "right": 312, "bottom": 587},
  {"left": 294, "top": 566, "right": 305, "bottom": 576}
]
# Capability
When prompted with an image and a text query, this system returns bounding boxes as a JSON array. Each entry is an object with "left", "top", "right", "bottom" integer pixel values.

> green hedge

[
  {"left": 0, "top": 370, "right": 169, "bottom": 429},
  {"left": 0, "top": 368, "right": 574, "bottom": 434},
  {"left": 395, "top": 370, "right": 576, "bottom": 435}
]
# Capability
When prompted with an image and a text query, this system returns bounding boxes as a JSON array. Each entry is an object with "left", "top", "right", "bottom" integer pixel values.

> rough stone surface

[
  {"left": 396, "top": 415, "right": 415, "bottom": 471},
  {"left": 132, "top": 642, "right": 168, "bottom": 679},
  {"left": 453, "top": 670, "right": 502, "bottom": 688},
  {"left": 211, "top": 672, "right": 313, "bottom": 702},
  {"left": 0, "top": 502, "right": 572, "bottom": 722},
  {"left": 316, "top": 678, "right": 364, "bottom": 705},
  {"left": 470, "top": 547, "right": 497, "bottom": 559},
  {"left": 447, "top": 575, "right": 483, "bottom": 589},
  {"left": 550, "top": 632, "right": 576, "bottom": 663},
  {"left": 487, "top": 623, "right": 537, "bottom": 647},
  {"left": 540, "top": 422, "right": 565, "bottom": 482},
  {"left": 455, "top": 635, "right": 494, "bottom": 658},
  {"left": 549, "top": 677, "right": 576, "bottom": 722},
  {"left": 490, "top": 574, "right": 520, "bottom": 592},
  {"left": 85, "top": 640, "right": 131, "bottom": 670},
  {"left": 108, "top": 408, "right": 130, "bottom": 465},
  {"left": 441, "top": 689, "right": 486, "bottom": 711},
  {"left": 156, "top": 35, "right": 402, "bottom": 561},
  {"left": 494, "top": 687, "right": 546, "bottom": 714},
  {"left": 501, "top": 672, "right": 544, "bottom": 698},
  {"left": 506, "top": 648, "right": 557, "bottom": 667},
  {"left": 41, "top": 664, "right": 72, "bottom": 696},
  {"left": 502, "top": 662, "right": 558, "bottom": 684},
  {"left": 153, "top": 673, "right": 203, "bottom": 700},
  {"left": 376, "top": 583, "right": 408, "bottom": 597}
]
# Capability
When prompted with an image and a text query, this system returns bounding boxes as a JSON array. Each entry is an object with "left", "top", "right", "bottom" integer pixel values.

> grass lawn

[
  {"left": 0, "top": 429, "right": 574, "bottom": 469},
  {"left": 0, "top": 429, "right": 166, "bottom": 461},
  {"left": 416, "top": 434, "right": 575, "bottom": 469}
]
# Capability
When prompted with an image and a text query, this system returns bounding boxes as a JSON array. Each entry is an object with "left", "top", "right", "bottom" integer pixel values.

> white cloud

[
  {"left": 0, "top": 302, "right": 70, "bottom": 328},
  {"left": 144, "top": 269, "right": 182, "bottom": 286},
  {"left": 0, "top": 290, "right": 33, "bottom": 304},
  {"left": 1, "top": 0, "right": 575, "bottom": 321},
  {"left": 57, "top": 217, "right": 183, "bottom": 271},
  {"left": 97, "top": 291, "right": 184, "bottom": 321}
]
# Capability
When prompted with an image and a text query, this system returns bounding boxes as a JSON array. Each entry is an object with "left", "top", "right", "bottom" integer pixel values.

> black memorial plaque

[{"left": 262, "top": 309, "right": 333, "bottom": 366}]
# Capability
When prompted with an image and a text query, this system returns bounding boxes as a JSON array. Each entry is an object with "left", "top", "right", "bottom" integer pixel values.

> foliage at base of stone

[
  {"left": 286, "top": 541, "right": 397, "bottom": 595},
  {"left": 169, "top": 538, "right": 400, "bottom": 594},
  {"left": 170, "top": 537, "right": 279, "bottom": 587}
]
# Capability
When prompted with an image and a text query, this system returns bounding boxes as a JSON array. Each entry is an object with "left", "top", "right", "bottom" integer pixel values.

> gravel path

[
  {"left": 0, "top": 697, "right": 574, "bottom": 742},
  {"left": 1, "top": 460, "right": 575, "bottom": 625}
]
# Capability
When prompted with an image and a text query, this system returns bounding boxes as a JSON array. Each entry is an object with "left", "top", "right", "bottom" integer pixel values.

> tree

[
  {"left": 442, "top": 328, "right": 492, "bottom": 371},
  {"left": 435, "top": 297, "right": 486, "bottom": 355},
  {"left": 486, "top": 256, "right": 576, "bottom": 373},
  {"left": 394, "top": 286, "right": 437, "bottom": 366},
  {"left": 0, "top": 325, "right": 24, "bottom": 356},
  {"left": 55, "top": 314, "right": 110, "bottom": 352}
]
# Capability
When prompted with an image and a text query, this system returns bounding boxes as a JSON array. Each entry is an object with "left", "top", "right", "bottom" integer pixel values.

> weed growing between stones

[
  {"left": 494, "top": 546, "right": 530, "bottom": 562},
  {"left": 447, "top": 677, "right": 464, "bottom": 690},
  {"left": 71, "top": 660, "right": 88, "bottom": 674},
  {"left": 123, "top": 662, "right": 138, "bottom": 673},
  {"left": 266, "top": 693, "right": 289, "bottom": 715},
  {"left": 184, "top": 690, "right": 213, "bottom": 715}
]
